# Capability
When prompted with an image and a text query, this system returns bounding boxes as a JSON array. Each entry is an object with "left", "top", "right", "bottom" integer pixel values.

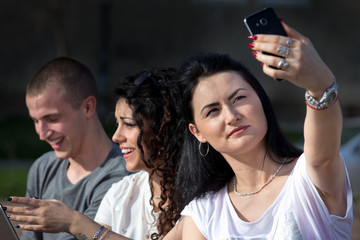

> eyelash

[
  {"left": 125, "top": 122, "right": 136, "bottom": 127},
  {"left": 234, "top": 96, "right": 245, "bottom": 103},
  {"left": 206, "top": 95, "right": 245, "bottom": 117},
  {"left": 115, "top": 120, "right": 136, "bottom": 128}
]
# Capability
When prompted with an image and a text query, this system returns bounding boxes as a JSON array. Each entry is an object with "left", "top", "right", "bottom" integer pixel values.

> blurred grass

[{"left": 0, "top": 167, "right": 28, "bottom": 199}]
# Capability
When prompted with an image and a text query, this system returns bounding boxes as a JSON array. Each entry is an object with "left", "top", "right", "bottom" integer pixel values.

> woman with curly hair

[{"left": 6, "top": 68, "right": 183, "bottom": 240}]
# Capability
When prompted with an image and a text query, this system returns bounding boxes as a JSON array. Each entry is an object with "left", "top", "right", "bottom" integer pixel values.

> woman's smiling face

[
  {"left": 112, "top": 98, "right": 148, "bottom": 172},
  {"left": 189, "top": 71, "right": 268, "bottom": 158}
]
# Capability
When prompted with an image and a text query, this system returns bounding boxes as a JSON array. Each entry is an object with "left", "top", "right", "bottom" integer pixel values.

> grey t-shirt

[{"left": 21, "top": 144, "right": 130, "bottom": 240}]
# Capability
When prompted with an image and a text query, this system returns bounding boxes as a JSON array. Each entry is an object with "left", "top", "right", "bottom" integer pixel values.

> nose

[
  {"left": 112, "top": 124, "right": 126, "bottom": 144},
  {"left": 36, "top": 121, "right": 52, "bottom": 141},
  {"left": 224, "top": 105, "right": 241, "bottom": 125}
]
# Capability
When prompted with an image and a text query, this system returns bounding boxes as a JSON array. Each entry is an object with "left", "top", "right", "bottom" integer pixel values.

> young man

[{"left": 21, "top": 57, "right": 130, "bottom": 240}]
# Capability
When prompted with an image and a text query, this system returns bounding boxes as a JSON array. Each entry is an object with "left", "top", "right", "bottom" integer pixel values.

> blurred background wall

[{"left": 1, "top": 0, "right": 359, "bottom": 134}]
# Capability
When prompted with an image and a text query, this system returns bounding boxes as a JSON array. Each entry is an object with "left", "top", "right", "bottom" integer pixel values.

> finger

[
  {"left": 262, "top": 63, "right": 291, "bottom": 81},
  {"left": 251, "top": 43, "right": 293, "bottom": 59},
  {"left": 254, "top": 51, "right": 287, "bottom": 69},
  {"left": 14, "top": 223, "right": 46, "bottom": 232},
  {"left": 7, "top": 196, "right": 41, "bottom": 207},
  {"left": 6, "top": 205, "right": 37, "bottom": 215},
  {"left": 9, "top": 214, "right": 41, "bottom": 224},
  {"left": 252, "top": 34, "right": 287, "bottom": 45},
  {"left": 280, "top": 20, "right": 308, "bottom": 44}
]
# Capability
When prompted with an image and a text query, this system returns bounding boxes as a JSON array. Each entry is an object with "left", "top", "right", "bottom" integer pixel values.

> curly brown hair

[{"left": 114, "top": 67, "right": 183, "bottom": 239}]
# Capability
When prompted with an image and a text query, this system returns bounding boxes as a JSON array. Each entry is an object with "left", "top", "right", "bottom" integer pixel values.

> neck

[
  {"left": 150, "top": 171, "right": 163, "bottom": 198},
  {"left": 67, "top": 118, "right": 113, "bottom": 184},
  {"left": 222, "top": 143, "right": 271, "bottom": 189}
]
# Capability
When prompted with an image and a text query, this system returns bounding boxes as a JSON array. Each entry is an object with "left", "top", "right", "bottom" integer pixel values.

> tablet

[{"left": 0, "top": 204, "right": 20, "bottom": 240}]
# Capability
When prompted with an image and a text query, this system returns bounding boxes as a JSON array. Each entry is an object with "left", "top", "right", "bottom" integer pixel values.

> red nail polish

[
  {"left": 248, "top": 43, "right": 255, "bottom": 48},
  {"left": 248, "top": 35, "right": 257, "bottom": 40},
  {"left": 251, "top": 51, "right": 257, "bottom": 57},
  {"left": 261, "top": 63, "right": 264, "bottom": 68}
]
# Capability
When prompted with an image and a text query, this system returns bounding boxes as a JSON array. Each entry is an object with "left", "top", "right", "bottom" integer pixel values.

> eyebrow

[
  {"left": 119, "top": 116, "right": 134, "bottom": 121},
  {"left": 30, "top": 113, "right": 60, "bottom": 121},
  {"left": 200, "top": 88, "right": 247, "bottom": 114}
]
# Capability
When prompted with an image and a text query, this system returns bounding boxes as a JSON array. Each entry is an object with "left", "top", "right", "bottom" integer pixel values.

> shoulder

[
  {"left": 28, "top": 151, "right": 64, "bottom": 173},
  {"left": 100, "top": 144, "right": 127, "bottom": 171},
  {"left": 95, "top": 144, "right": 129, "bottom": 179},
  {"left": 107, "top": 171, "right": 148, "bottom": 194},
  {"left": 183, "top": 185, "right": 227, "bottom": 215}
]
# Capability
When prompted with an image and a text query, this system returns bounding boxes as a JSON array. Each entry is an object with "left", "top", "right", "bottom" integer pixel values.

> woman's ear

[{"left": 189, "top": 123, "right": 207, "bottom": 143}]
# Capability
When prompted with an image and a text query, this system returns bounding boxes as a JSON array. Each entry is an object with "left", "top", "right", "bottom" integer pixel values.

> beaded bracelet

[{"left": 93, "top": 225, "right": 104, "bottom": 240}]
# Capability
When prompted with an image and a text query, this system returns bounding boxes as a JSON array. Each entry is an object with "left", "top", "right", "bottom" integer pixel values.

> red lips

[{"left": 228, "top": 125, "right": 249, "bottom": 137}]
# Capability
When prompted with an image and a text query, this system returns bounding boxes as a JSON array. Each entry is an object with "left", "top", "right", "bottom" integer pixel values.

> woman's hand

[
  {"left": 249, "top": 21, "right": 334, "bottom": 98},
  {"left": 5, "top": 196, "right": 75, "bottom": 233}
]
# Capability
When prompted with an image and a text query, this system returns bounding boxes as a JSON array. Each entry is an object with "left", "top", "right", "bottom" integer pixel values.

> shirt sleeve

[
  {"left": 94, "top": 185, "right": 114, "bottom": 226},
  {"left": 181, "top": 198, "right": 209, "bottom": 239}
]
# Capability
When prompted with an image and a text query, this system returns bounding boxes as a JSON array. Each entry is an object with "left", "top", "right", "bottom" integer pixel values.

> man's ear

[
  {"left": 82, "top": 96, "right": 97, "bottom": 118},
  {"left": 188, "top": 123, "right": 207, "bottom": 143}
]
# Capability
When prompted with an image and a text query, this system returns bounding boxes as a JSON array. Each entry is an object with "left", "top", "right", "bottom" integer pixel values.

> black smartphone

[
  {"left": 243, "top": 7, "right": 287, "bottom": 37},
  {"left": 244, "top": 7, "right": 288, "bottom": 81},
  {"left": 0, "top": 204, "right": 20, "bottom": 240}
]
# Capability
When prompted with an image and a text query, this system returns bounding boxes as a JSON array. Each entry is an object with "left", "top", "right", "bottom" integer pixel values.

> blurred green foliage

[{"left": 0, "top": 167, "right": 28, "bottom": 199}]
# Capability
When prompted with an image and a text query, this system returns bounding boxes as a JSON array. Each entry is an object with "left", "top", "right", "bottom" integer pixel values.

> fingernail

[
  {"left": 251, "top": 51, "right": 257, "bottom": 57},
  {"left": 248, "top": 35, "right": 257, "bottom": 40},
  {"left": 248, "top": 43, "right": 255, "bottom": 48},
  {"left": 279, "top": 17, "right": 285, "bottom": 23},
  {"left": 6, "top": 197, "right": 12, "bottom": 201},
  {"left": 32, "top": 196, "right": 38, "bottom": 199},
  {"left": 2, "top": 206, "right": 7, "bottom": 211},
  {"left": 261, "top": 63, "right": 264, "bottom": 68},
  {"left": 15, "top": 225, "right": 20, "bottom": 228}
]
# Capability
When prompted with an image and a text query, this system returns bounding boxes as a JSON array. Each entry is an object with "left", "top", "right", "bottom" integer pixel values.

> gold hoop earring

[{"left": 199, "top": 142, "right": 209, "bottom": 157}]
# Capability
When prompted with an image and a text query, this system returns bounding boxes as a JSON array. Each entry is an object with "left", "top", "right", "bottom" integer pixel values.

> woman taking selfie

[
  {"left": 6, "top": 68, "right": 183, "bottom": 240},
  {"left": 174, "top": 21, "right": 353, "bottom": 239}
]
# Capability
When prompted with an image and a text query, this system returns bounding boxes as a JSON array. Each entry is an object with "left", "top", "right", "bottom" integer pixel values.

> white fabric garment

[
  {"left": 95, "top": 171, "right": 159, "bottom": 240},
  {"left": 182, "top": 153, "right": 353, "bottom": 240}
]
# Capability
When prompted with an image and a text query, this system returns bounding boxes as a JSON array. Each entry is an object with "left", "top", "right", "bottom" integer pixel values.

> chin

[{"left": 54, "top": 150, "right": 71, "bottom": 160}]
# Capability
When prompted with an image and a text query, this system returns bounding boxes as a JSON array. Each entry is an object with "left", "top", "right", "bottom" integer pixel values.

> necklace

[
  {"left": 153, "top": 196, "right": 161, "bottom": 199},
  {"left": 233, "top": 157, "right": 287, "bottom": 197}
]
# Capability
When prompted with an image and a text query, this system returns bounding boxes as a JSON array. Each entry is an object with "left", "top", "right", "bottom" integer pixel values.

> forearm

[
  {"left": 70, "top": 211, "right": 131, "bottom": 240},
  {"left": 303, "top": 100, "right": 343, "bottom": 163}
]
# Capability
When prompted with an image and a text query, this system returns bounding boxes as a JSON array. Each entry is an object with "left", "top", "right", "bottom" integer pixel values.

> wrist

[
  {"left": 305, "top": 76, "right": 338, "bottom": 110},
  {"left": 68, "top": 210, "right": 89, "bottom": 235}
]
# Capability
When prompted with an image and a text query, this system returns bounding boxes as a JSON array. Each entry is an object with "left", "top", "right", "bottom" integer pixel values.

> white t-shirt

[
  {"left": 95, "top": 171, "right": 159, "bottom": 240},
  {"left": 182, "top": 153, "right": 353, "bottom": 240}
]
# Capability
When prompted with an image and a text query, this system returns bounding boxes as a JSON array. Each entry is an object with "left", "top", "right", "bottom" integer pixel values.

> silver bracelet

[
  {"left": 93, "top": 225, "right": 104, "bottom": 240},
  {"left": 304, "top": 76, "right": 338, "bottom": 110},
  {"left": 99, "top": 228, "right": 109, "bottom": 240}
]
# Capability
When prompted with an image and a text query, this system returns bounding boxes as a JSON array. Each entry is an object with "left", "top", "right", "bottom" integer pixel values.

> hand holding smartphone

[{"left": 244, "top": 7, "right": 288, "bottom": 80}]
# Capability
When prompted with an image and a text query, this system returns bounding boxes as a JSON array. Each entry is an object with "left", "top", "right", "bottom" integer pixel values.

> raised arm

[{"left": 250, "top": 21, "right": 346, "bottom": 216}]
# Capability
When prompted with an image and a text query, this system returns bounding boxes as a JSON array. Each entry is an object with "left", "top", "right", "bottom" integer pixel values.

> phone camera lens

[{"left": 260, "top": 18, "right": 268, "bottom": 26}]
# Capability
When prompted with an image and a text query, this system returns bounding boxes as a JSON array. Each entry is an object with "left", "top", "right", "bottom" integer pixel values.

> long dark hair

[
  {"left": 114, "top": 67, "right": 183, "bottom": 239},
  {"left": 174, "top": 53, "right": 302, "bottom": 209}
]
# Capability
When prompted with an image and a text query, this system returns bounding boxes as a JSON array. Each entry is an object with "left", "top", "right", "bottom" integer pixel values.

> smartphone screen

[
  {"left": 0, "top": 204, "right": 20, "bottom": 240},
  {"left": 244, "top": 7, "right": 287, "bottom": 37}
]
